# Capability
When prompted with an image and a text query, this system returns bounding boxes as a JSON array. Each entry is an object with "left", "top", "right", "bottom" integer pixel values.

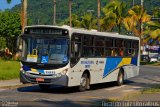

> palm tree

[
  {"left": 127, "top": 5, "right": 151, "bottom": 37},
  {"left": 125, "top": 5, "right": 151, "bottom": 53},
  {"left": 123, "top": 15, "right": 137, "bottom": 35},
  {"left": 144, "top": 21, "right": 160, "bottom": 44},
  {"left": 81, "top": 13, "right": 97, "bottom": 30},
  {"left": 102, "top": 0, "right": 127, "bottom": 33},
  {"left": 64, "top": 14, "right": 81, "bottom": 28},
  {"left": 100, "top": 12, "right": 116, "bottom": 32}
]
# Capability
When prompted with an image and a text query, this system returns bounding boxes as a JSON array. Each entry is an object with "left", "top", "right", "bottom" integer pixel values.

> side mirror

[{"left": 74, "top": 44, "right": 78, "bottom": 53}]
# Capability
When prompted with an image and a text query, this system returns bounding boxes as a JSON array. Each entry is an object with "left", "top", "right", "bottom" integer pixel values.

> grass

[
  {"left": 140, "top": 61, "right": 160, "bottom": 66},
  {"left": 0, "top": 58, "right": 20, "bottom": 80},
  {"left": 141, "top": 86, "right": 160, "bottom": 94}
]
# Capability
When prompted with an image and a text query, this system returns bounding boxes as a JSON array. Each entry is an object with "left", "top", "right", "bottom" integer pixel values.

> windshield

[{"left": 22, "top": 37, "right": 69, "bottom": 64}]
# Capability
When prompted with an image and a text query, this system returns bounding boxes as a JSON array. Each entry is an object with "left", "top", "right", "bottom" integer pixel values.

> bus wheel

[
  {"left": 116, "top": 70, "right": 124, "bottom": 86},
  {"left": 79, "top": 74, "right": 89, "bottom": 92},
  {"left": 39, "top": 84, "right": 51, "bottom": 91}
]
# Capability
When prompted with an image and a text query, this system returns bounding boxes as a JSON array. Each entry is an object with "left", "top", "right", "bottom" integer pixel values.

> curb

[{"left": 0, "top": 79, "right": 22, "bottom": 88}]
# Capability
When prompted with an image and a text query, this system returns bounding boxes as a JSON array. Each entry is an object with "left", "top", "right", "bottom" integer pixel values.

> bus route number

[{"left": 85, "top": 65, "right": 90, "bottom": 68}]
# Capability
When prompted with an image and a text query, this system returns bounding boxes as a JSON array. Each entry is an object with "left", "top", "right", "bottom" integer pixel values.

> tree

[
  {"left": 144, "top": 21, "right": 160, "bottom": 44},
  {"left": 126, "top": 5, "right": 151, "bottom": 37},
  {"left": 102, "top": 0, "right": 127, "bottom": 33},
  {"left": 0, "top": 11, "right": 21, "bottom": 55},
  {"left": 81, "top": 13, "right": 97, "bottom": 30},
  {"left": 64, "top": 14, "right": 81, "bottom": 27},
  {"left": 123, "top": 15, "right": 137, "bottom": 35},
  {"left": 124, "top": 5, "right": 151, "bottom": 53},
  {"left": 100, "top": 12, "right": 116, "bottom": 32}
]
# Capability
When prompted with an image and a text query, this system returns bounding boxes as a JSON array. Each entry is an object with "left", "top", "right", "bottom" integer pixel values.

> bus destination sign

[{"left": 24, "top": 27, "right": 68, "bottom": 35}]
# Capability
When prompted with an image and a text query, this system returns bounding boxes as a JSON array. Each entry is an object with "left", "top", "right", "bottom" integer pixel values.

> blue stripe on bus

[
  {"left": 131, "top": 57, "right": 138, "bottom": 66},
  {"left": 103, "top": 57, "right": 138, "bottom": 78},
  {"left": 103, "top": 58, "right": 122, "bottom": 78}
]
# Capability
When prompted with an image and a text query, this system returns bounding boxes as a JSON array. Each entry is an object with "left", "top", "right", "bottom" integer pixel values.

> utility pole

[
  {"left": 141, "top": 0, "right": 144, "bottom": 35},
  {"left": 69, "top": 0, "right": 72, "bottom": 27},
  {"left": 132, "top": 0, "right": 135, "bottom": 7},
  {"left": 97, "top": 0, "right": 100, "bottom": 31},
  {"left": 141, "top": 0, "right": 144, "bottom": 54},
  {"left": 53, "top": 0, "right": 56, "bottom": 25},
  {"left": 21, "top": 0, "right": 27, "bottom": 31}
]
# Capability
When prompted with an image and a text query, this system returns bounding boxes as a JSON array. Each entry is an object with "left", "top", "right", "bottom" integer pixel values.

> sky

[{"left": 0, "top": 0, "right": 21, "bottom": 11}]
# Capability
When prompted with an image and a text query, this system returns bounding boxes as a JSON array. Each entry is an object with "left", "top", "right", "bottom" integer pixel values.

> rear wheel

[
  {"left": 79, "top": 74, "right": 90, "bottom": 92},
  {"left": 39, "top": 84, "right": 51, "bottom": 91},
  {"left": 116, "top": 70, "right": 124, "bottom": 86}
]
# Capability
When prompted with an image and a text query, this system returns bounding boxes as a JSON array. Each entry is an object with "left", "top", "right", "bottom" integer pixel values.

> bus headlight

[
  {"left": 25, "top": 72, "right": 30, "bottom": 76},
  {"left": 56, "top": 73, "right": 62, "bottom": 78},
  {"left": 21, "top": 70, "right": 25, "bottom": 74},
  {"left": 52, "top": 73, "right": 62, "bottom": 78}
]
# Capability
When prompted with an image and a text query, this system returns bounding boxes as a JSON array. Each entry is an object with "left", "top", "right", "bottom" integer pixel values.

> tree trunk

[{"left": 118, "top": 24, "right": 121, "bottom": 34}]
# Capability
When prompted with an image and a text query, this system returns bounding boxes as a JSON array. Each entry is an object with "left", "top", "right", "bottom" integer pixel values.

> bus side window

[{"left": 71, "top": 34, "right": 82, "bottom": 66}]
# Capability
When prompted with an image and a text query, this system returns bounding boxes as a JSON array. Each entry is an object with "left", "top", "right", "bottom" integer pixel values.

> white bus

[{"left": 20, "top": 25, "right": 140, "bottom": 91}]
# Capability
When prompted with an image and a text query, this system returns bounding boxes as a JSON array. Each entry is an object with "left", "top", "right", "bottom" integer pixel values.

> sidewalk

[{"left": 0, "top": 79, "right": 22, "bottom": 88}]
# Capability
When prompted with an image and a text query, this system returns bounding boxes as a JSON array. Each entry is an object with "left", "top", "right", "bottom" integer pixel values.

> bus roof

[{"left": 24, "top": 25, "right": 140, "bottom": 41}]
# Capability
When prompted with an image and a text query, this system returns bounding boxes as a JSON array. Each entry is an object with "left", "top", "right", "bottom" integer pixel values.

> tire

[
  {"left": 116, "top": 70, "right": 124, "bottom": 86},
  {"left": 39, "top": 84, "right": 51, "bottom": 91},
  {"left": 79, "top": 73, "right": 90, "bottom": 92}
]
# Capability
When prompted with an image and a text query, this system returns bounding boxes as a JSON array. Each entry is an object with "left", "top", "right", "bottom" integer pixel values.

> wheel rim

[
  {"left": 119, "top": 74, "right": 123, "bottom": 84},
  {"left": 80, "top": 77, "right": 87, "bottom": 87}
]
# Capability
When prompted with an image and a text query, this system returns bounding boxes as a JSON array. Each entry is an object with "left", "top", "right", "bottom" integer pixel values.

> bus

[{"left": 20, "top": 25, "right": 140, "bottom": 91}]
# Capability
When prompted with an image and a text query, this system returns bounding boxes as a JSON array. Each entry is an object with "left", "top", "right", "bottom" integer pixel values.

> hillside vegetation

[{"left": 11, "top": 0, "right": 160, "bottom": 25}]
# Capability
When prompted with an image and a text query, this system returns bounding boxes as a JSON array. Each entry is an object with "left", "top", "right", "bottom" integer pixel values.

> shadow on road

[
  {"left": 17, "top": 81, "right": 119, "bottom": 94},
  {"left": 125, "top": 78, "right": 160, "bottom": 89}
]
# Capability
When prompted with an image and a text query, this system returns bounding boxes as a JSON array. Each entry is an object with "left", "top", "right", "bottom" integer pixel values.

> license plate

[
  {"left": 36, "top": 78, "right": 44, "bottom": 82},
  {"left": 44, "top": 70, "right": 55, "bottom": 75}
]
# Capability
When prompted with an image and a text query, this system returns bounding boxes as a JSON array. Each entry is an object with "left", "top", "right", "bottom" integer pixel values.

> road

[{"left": 0, "top": 66, "right": 160, "bottom": 107}]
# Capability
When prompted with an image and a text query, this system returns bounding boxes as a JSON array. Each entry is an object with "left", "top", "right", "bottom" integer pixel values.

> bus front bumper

[{"left": 20, "top": 71, "right": 68, "bottom": 86}]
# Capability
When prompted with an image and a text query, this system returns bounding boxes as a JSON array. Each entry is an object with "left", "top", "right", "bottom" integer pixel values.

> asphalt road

[{"left": 0, "top": 66, "right": 159, "bottom": 107}]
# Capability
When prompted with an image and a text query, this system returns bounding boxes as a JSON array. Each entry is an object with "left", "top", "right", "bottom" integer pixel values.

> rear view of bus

[{"left": 20, "top": 25, "right": 70, "bottom": 90}]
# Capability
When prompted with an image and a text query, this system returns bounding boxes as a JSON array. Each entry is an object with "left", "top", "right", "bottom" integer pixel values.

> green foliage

[
  {"left": 0, "top": 59, "right": 20, "bottom": 80},
  {"left": 0, "top": 37, "right": 6, "bottom": 50},
  {"left": 81, "top": 13, "right": 97, "bottom": 30},
  {"left": 63, "top": 14, "right": 81, "bottom": 28},
  {"left": 125, "top": 5, "right": 151, "bottom": 37},
  {"left": 144, "top": 21, "right": 160, "bottom": 44},
  {"left": 102, "top": 0, "right": 127, "bottom": 33},
  {"left": 10, "top": 0, "right": 159, "bottom": 25},
  {"left": 7, "top": 0, "right": 160, "bottom": 45},
  {"left": 0, "top": 11, "right": 21, "bottom": 55}
]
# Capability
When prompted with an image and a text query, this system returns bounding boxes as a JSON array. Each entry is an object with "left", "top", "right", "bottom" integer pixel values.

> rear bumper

[{"left": 20, "top": 71, "right": 68, "bottom": 86}]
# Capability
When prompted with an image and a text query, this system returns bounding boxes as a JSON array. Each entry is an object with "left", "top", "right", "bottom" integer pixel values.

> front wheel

[
  {"left": 116, "top": 70, "right": 124, "bottom": 86},
  {"left": 79, "top": 74, "right": 90, "bottom": 92}
]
